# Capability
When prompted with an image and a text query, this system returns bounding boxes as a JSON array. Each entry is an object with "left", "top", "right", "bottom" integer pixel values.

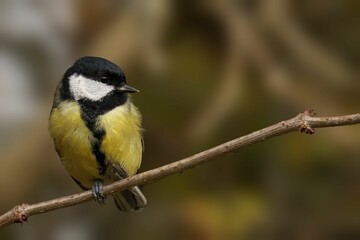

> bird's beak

[{"left": 116, "top": 84, "right": 140, "bottom": 93}]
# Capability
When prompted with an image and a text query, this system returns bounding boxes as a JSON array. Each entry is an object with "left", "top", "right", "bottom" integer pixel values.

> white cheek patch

[{"left": 69, "top": 74, "right": 114, "bottom": 101}]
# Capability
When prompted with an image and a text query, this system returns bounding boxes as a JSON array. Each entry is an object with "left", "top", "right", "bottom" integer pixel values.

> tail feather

[{"left": 113, "top": 186, "right": 147, "bottom": 212}]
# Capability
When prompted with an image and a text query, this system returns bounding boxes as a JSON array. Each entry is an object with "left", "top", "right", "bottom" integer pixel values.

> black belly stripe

[
  {"left": 79, "top": 102, "right": 107, "bottom": 175},
  {"left": 78, "top": 93, "right": 128, "bottom": 176},
  {"left": 90, "top": 129, "right": 106, "bottom": 175}
]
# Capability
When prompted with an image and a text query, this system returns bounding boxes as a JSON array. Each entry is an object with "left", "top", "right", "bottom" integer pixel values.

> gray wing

[{"left": 108, "top": 162, "right": 147, "bottom": 212}]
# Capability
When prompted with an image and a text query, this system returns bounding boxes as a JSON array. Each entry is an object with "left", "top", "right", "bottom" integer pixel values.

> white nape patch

[{"left": 69, "top": 74, "right": 114, "bottom": 101}]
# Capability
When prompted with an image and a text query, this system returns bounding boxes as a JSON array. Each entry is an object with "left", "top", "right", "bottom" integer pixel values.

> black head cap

[
  {"left": 65, "top": 56, "right": 127, "bottom": 86},
  {"left": 57, "top": 56, "right": 131, "bottom": 103}
]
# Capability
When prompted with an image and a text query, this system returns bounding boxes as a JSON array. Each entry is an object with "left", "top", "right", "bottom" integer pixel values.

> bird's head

[{"left": 62, "top": 56, "right": 139, "bottom": 102}]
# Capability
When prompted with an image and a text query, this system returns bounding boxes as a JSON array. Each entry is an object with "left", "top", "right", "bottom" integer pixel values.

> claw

[{"left": 92, "top": 180, "right": 106, "bottom": 204}]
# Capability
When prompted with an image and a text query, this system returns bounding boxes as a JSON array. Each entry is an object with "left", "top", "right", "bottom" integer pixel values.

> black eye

[{"left": 100, "top": 76, "right": 109, "bottom": 84}]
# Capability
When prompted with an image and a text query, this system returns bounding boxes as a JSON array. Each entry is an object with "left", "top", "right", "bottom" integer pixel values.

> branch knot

[
  {"left": 298, "top": 109, "right": 316, "bottom": 134},
  {"left": 12, "top": 204, "right": 28, "bottom": 224}
]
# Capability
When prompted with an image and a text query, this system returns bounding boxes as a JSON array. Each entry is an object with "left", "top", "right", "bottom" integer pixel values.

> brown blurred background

[{"left": 0, "top": 0, "right": 359, "bottom": 239}]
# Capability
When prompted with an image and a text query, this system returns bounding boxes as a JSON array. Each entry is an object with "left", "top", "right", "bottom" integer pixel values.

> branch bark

[{"left": 1, "top": 110, "right": 359, "bottom": 229}]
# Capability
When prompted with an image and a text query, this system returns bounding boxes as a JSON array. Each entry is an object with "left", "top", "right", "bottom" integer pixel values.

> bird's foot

[{"left": 92, "top": 180, "right": 106, "bottom": 204}]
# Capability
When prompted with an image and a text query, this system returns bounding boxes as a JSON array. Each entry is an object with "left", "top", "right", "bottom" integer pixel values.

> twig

[{"left": 1, "top": 110, "right": 359, "bottom": 229}]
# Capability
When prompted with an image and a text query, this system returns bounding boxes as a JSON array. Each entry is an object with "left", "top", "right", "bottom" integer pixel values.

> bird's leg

[{"left": 92, "top": 180, "right": 106, "bottom": 204}]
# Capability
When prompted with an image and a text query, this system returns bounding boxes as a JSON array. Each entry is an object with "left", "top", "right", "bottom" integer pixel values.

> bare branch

[{"left": 1, "top": 111, "right": 359, "bottom": 229}]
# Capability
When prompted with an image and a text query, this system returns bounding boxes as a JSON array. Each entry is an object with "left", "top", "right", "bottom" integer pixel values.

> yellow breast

[
  {"left": 49, "top": 101, "right": 100, "bottom": 188},
  {"left": 99, "top": 100, "right": 143, "bottom": 176},
  {"left": 49, "top": 100, "right": 143, "bottom": 189}
]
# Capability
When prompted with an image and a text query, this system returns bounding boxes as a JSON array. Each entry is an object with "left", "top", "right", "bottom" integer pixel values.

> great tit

[{"left": 49, "top": 56, "right": 146, "bottom": 212}]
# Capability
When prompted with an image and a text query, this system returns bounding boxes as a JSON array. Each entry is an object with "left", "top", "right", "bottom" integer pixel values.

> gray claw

[{"left": 92, "top": 180, "right": 106, "bottom": 204}]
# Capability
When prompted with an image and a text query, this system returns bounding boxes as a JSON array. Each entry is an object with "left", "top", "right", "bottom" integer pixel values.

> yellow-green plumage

[
  {"left": 49, "top": 56, "right": 146, "bottom": 212},
  {"left": 49, "top": 99, "right": 142, "bottom": 189},
  {"left": 100, "top": 100, "right": 142, "bottom": 176}
]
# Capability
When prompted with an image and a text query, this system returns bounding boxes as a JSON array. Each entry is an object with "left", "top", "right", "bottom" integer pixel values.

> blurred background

[{"left": 0, "top": 0, "right": 359, "bottom": 239}]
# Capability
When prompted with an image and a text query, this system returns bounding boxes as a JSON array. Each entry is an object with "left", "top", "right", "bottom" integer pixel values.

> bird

[{"left": 49, "top": 56, "right": 147, "bottom": 212}]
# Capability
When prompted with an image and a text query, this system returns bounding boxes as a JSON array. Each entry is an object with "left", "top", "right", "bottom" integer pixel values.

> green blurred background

[{"left": 0, "top": 0, "right": 359, "bottom": 239}]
